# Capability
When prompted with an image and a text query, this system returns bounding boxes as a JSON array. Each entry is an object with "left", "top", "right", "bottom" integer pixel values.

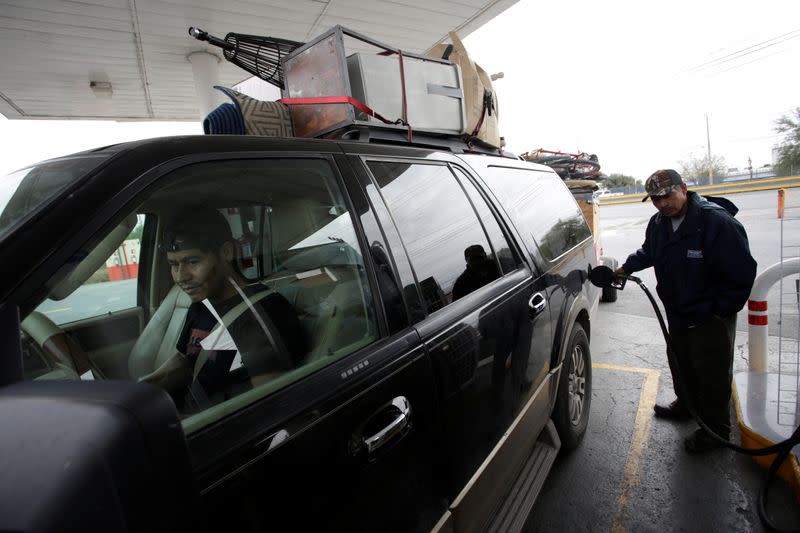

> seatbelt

[{"left": 193, "top": 286, "right": 277, "bottom": 380}]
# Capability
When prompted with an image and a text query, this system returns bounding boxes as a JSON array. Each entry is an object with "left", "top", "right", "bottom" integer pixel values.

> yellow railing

[{"left": 600, "top": 175, "right": 800, "bottom": 206}]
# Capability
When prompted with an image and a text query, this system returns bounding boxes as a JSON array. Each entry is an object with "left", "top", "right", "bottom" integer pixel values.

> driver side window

[{"left": 22, "top": 158, "right": 379, "bottom": 432}]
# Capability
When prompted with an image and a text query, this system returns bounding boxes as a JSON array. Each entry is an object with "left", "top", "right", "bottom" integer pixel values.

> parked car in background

[{"left": 0, "top": 135, "right": 599, "bottom": 532}]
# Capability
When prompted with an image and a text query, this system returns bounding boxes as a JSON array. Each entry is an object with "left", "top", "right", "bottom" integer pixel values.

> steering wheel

[{"left": 20, "top": 311, "right": 92, "bottom": 377}]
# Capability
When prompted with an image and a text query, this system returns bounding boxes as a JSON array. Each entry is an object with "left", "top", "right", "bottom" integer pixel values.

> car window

[
  {"left": 21, "top": 157, "right": 379, "bottom": 432},
  {"left": 481, "top": 166, "right": 592, "bottom": 262},
  {"left": 35, "top": 216, "right": 145, "bottom": 326},
  {"left": 366, "top": 161, "right": 502, "bottom": 314},
  {"left": 450, "top": 166, "right": 520, "bottom": 274}
]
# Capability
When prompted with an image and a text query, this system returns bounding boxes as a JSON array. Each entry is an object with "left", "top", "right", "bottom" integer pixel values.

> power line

[
  {"left": 686, "top": 28, "right": 800, "bottom": 73},
  {"left": 711, "top": 47, "right": 788, "bottom": 75}
]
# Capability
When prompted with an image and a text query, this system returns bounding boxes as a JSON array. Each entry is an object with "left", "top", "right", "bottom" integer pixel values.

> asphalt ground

[
  {"left": 525, "top": 309, "right": 800, "bottom": 532},
  {"left": 524, "top": 190, "right": 800, "bottom": 532}
]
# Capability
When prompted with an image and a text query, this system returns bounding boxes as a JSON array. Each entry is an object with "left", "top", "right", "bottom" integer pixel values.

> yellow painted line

[
  {"left": 42, "top": 307, "right": 71, "bottom": 314},
  {"left": 592, "top": 363, "right": 661, "bottom": 533}
]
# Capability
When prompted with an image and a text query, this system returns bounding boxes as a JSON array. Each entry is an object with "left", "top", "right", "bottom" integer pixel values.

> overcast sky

[
  {"left": 463, "top": 0, "right": 800, "bottom": 179},
  {"left": 0, "top": 0, "right": 798, "bottom": 180}
]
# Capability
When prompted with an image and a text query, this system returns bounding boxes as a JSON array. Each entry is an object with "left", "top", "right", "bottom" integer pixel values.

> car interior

[{"left": 19, "top": 158, "right": 379, "bottom": 431}]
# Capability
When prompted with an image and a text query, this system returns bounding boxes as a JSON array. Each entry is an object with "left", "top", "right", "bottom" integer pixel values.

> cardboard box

[{"left": 427, "top": 32, "right": 501, "bottom": 148}]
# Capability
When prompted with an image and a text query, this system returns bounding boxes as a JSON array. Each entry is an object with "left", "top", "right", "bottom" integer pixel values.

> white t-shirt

[{"left": 671, "top": 213, "right": 685, "bottom": 232}]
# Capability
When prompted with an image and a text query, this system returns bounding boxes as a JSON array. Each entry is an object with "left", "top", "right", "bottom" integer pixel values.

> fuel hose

[{"left": 588, "top": 265, "right": 800, "bottom": 532}]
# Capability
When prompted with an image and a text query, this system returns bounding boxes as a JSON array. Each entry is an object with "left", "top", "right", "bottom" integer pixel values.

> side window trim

[
  {"left": 460, "top": 164, "right": 545, "bottom": 276},
  {"left": 348, "top": 154, "right": 421, "bottom": 326},
  {"left": 364, "top": 157, "right": 506, "bottom": 318},
  {"left": 448, "top": 163, "right": 525, "bottom": 274},
  {"left": 331, "top": 153, "right": 398, "bottom": 337},
  {"left": 358, "top": 156, "right": 456, "bottom": 322},
  {"left": 447, "top": 165, "right": 502, "bottom": 271}
]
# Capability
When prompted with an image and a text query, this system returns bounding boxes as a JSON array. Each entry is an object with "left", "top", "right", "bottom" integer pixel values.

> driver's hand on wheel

[{"left": 139, "top": 352, "right": 192, "bottom": 397}]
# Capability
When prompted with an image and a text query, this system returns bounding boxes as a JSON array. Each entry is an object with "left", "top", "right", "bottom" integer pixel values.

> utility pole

[{"left": 705, "top": 113, "right": 713, "bottom": 185}]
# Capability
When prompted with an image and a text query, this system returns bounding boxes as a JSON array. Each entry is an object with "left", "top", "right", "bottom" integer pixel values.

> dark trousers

[{"left": 668, "top": 314, "right": 737, "bottom": 438}]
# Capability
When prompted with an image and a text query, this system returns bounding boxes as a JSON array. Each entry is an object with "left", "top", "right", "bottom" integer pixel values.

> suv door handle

[
  {"left": 350, "top": 396, "right": 412, "bottom": 459},
  {"left": 528, "top": 292, "right": 547, "bottom": 318}
]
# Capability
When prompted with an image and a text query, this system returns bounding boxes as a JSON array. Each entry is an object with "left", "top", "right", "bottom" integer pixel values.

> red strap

[
  {"left": 279, "top": 96, "right": 393, "bottom": 125},
  {"left": 471, "top": 91, "right": 490, "bottom": 138}
]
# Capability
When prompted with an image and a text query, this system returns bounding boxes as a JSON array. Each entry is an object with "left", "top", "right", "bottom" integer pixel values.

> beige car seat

[{"left": 127, "top": 285, "right": 192, "bottom": 379}]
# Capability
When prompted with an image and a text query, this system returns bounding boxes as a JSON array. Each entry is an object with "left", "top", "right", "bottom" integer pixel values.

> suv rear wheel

[{"left": 553, "top": 323, "right": 591, "bottom": 449}]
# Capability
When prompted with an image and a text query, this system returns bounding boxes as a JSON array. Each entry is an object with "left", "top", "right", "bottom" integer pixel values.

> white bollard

[{"left": 748, "top": 257, "right": 800, "bottom": 372}]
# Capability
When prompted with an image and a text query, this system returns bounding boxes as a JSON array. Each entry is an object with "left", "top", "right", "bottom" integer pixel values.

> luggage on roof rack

[
  {"left": 280, "top": 25, "right": 467, "bottom": 140},
  {"left": 190, "top": 24, "right": 504, "bottom": 154},
  {"left": 188, "top": 27, "right": 302, "bottom": 90},
  {"left": 521, "top": 148, "right": 607, "bottom": 181}
]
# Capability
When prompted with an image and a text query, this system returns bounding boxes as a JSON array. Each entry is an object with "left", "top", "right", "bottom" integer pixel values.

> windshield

[{"left": 0, "top": 155, "right": 109, "bottom": 242}]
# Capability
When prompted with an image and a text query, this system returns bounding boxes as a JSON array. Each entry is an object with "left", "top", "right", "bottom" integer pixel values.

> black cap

[{"left": 162, "top": 207, "right": 232, "bottom": 253}]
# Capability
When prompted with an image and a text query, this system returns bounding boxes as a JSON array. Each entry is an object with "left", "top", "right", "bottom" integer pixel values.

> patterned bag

[{"left": 206, "top": 86, "right": 294, "bottom": 137}]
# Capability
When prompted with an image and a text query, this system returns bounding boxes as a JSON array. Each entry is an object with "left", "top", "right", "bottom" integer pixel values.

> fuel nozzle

[{"left": 587, "top": 264, "right": 638, "bottom": 290}]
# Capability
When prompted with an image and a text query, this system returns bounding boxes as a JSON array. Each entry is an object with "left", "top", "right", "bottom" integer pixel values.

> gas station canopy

[{"left": 0, "top": 0, "right": 517, "bottom": 121}]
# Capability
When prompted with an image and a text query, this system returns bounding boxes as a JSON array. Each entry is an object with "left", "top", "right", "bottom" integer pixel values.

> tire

[
  {"left": 601, "top": 285, "right": 618, "bottom": 303},
  {"left": 553, "top": 324, "right": 592, "bottom": 450},
  {"left": 600, "top": 256, "right": 618, "bottom": 303}
]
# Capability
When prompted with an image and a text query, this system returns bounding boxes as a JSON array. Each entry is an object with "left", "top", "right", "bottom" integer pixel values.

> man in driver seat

[{"left": 140, "top": 207, "right": 305, "bottom": 407}]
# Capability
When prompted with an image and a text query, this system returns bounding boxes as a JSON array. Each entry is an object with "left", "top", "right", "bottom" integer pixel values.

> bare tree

[{"left": 678, "top": 154, "right": 727, "bottom": 186}]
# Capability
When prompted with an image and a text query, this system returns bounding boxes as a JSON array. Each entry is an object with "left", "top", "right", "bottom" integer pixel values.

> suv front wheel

[{"left": 553, "top": 323, "right": 591, "bottom": 449}]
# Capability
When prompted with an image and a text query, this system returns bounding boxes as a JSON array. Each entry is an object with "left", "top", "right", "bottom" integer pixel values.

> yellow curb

[{"left": 731, "top": 380, "right": 800, "bottom": 502}]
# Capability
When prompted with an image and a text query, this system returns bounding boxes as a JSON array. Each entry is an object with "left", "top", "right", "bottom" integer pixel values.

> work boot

[
  {"left": 684, "top": 429, "right": 727, "bottom": 454},
  {"left": 653, "top": 398, "right": 691, "bottom": 420}
]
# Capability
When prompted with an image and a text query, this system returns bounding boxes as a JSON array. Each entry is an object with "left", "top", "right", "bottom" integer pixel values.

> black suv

[{"left": 0, "top": 135, "right": 599, "bottom": 533}]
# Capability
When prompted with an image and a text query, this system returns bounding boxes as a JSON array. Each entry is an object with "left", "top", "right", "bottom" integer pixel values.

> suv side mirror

[{"left": 0, "top": 380, "right": 199, "bottom": 533}]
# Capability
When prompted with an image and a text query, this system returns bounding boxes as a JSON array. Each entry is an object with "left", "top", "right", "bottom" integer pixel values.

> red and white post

[{"left": 748, "top": 258, "right": 800, "bottom": 371}]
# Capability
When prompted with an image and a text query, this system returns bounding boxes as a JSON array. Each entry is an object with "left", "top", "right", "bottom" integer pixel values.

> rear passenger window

[
  {"left": 481, "top": 166, "right": 592, "bottom": 262},
  {"left": 367, "top": 161, "right": 502, "bottom": 314}
]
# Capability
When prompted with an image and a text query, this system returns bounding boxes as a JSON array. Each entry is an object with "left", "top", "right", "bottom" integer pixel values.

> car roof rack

[{"left": 323, "top": 123, "right": 515, "bottom": 158}]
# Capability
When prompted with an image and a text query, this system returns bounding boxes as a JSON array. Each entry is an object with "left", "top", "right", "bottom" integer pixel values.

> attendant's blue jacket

[{"left": 622, "top": 191, "right": 757, "bottom": 329}]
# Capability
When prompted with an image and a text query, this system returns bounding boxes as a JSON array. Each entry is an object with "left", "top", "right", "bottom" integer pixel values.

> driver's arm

[{"left": 138, "top": 351, "right": 192, "bottom": 396}]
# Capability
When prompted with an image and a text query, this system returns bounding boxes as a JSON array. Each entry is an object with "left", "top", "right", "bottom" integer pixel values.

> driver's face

[{"left": 167, "top": 248, "right": 226, "bottom": 303}]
